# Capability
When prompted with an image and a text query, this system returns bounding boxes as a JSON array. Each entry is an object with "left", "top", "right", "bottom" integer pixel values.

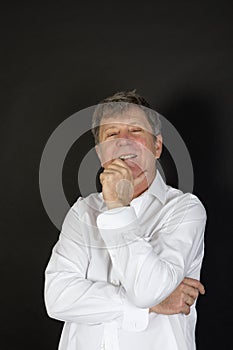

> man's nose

[{"left": 115, "top": 132, "right": 134, "bottom": 146}]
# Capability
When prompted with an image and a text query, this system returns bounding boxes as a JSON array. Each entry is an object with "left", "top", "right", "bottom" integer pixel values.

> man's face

[{"left": 96, "top": 106, "right": 162, "bottom": 186}]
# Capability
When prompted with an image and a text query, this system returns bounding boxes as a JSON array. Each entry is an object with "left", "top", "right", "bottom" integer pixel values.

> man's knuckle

[
  {"left": 179, "top": 300, "right": 184, "bottom": 308},
  {"left": 180, "top": 283, "right": 185, "bottom": 291},
  {"left": 178, "top": 292, "right": 183, "bottom": 300},
  {"left": 121, "top": 168, "right": 128, "bottom": 176}
]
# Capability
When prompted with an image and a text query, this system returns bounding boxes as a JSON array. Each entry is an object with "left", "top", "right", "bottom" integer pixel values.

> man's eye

[
  {"left": 130, "top": 129, "right": 142, "bottom": 133},
  {"left": 106, "top": 132, "right": 118, "bottom": 137}
]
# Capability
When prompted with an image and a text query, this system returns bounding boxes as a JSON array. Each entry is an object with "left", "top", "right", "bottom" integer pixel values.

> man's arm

[
  {"left": 44, "top": 199, "right": 148, "bottom": 331},
  {"left": 45, "top": 233, "right": 124, "bottom": 325},
  {"left": 97, "top": 201, "right": 206, "bottom": 308}
]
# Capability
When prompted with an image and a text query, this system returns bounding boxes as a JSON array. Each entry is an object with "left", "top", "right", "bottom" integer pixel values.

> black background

[{"left": 1, "top": 1, "right": 233, "bottom": 349}]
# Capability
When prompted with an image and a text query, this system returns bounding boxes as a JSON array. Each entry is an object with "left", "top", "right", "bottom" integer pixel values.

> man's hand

[
  {"left": 100, "top": 159, "right": 144, "bottom": 209},
  {"left": 149, "top": 277, "right": 205, "bottom": 316}
]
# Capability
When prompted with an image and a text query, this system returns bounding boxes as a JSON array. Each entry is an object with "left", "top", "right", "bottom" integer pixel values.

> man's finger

[
  {"left": 185, "top": 295, "right": 195, "bottom": 307},
  {"left": 182, "top": 277, "right": 205, "bottom": 295},
  {"left": 182, "top": 304, "right": 191, "bottom": 316},
  {"left": 104, "top": 165, "right": 127, "bottom": 177},
  {"left": 182, "top": 284, "right": 199, "bottom": 300},
  {"left": 112, "top": 158, "right": 132, "bottom": 168},
  {"left": 106, "top": 164, "right": 132, "bottom": 176}
]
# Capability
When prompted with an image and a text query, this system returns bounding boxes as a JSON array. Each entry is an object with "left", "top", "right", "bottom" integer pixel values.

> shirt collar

[
  {"left": 98, "top": 169, "right": 167, "bottom": 210},
  {"left": 147, "top": 169, "right": 167, "bottom": 205}
]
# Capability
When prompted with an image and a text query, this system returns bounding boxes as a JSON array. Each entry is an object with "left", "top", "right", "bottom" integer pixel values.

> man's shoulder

[
  {"left": 71, "top": 192, "right": 103, "bottom": 216},
  {"left": 165, "top": 185, "right": 206, "bottom": 221},
  {"left": 61, "top": 192, "right": 103, "bottom": 241}
]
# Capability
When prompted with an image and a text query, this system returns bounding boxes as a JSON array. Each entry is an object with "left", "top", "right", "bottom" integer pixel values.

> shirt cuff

[
  {"left": 122, "top": 297, "right": 149, "bottom": 332},
  {"left": 96, "top": 206, "right": 140, "bottom": 248},
  {"left": 97, "top": 206, "right": 137, "bottom": 229}
]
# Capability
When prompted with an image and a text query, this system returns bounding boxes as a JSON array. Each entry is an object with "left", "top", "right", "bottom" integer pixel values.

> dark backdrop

[{"left": 1, "top": 1, "right": 232, "bottom": 349}]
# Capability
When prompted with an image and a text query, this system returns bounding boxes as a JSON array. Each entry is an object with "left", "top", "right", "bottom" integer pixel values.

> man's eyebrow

[
  {"left": 102, "top": 121, "right": 144, "bottom": 132},
  {"left": 102, "top": 125, "right": 119, "bottom": 132}
]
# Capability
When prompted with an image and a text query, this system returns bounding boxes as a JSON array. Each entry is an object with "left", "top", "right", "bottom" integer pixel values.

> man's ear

[{"left": 155, "top": 134, "right": 163, "bottom": 159}]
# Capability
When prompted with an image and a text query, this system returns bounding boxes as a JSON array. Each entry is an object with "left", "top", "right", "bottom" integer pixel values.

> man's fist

[{"left": 100, "top": 159, "right": 145, "bottom": 209}]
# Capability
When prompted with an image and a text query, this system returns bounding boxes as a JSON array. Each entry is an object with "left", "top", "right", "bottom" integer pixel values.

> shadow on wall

[
  {"left": 160, "top": 92, "right": 219, "bottom": 196},
  {"left": 160, "top": 91, "right": 232, "bottom": 349}
]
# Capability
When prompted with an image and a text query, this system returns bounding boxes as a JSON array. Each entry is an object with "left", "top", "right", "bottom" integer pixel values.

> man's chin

[
  {"left": 132, "top": 168, "right": 155, "bottom": 186},
  {"left": 130, "top": 167, "right": 145, "bottom": 180}
]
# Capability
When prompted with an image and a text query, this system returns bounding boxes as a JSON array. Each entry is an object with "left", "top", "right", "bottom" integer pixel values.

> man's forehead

[{"left": 100, "top": 109, "right": 150, "bottom": 130}]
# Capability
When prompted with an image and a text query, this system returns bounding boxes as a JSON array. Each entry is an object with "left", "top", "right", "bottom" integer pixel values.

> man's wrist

[{"left": 106, "top": 201, "right": 130, "bottom": 210}]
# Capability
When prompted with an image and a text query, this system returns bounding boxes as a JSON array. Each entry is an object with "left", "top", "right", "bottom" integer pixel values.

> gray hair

[{"left": 91, "top": 90, "right": 162, "bottom": 144}]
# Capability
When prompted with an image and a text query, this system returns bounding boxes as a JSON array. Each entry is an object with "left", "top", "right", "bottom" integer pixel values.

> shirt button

[{"left": 111, "top": 279, "right": 119, "bottom": 286}]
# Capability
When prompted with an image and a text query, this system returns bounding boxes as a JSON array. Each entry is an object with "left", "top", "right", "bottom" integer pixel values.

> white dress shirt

[{"left": 44, "top": 170, "right": 206, "bottom": 350}]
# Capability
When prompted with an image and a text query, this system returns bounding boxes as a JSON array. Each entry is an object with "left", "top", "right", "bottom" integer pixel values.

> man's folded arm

[
  {"left": 44, "top": 203, "right": 149, "bottom": 330},
  {"left": 97, "top": 193, "right": 206, "bottom": 309}
]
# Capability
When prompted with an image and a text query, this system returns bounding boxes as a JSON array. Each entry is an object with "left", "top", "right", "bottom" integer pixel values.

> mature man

[{"left": 44, "top": 90, "right": 206, "bottom": 350}]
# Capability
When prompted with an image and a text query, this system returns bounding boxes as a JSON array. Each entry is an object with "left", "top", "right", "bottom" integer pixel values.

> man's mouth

[{"left": 119, "top": 154, "right": 137, "bottom": 160}]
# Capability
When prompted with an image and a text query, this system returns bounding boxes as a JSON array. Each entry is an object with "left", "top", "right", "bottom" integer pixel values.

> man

[{"left": 44, "top": 90, "right": 206, "bottom": 350}]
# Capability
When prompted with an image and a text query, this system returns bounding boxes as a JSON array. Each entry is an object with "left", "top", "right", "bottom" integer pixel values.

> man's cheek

[
  {"left": 135, "top": 137, "right": 148, "bottom": 148},
  {"left": 99, "top": 149, "right": 113, "bottom": 165},
  {"left": 99, "top": 142, "right": 117, "bottom": 164}
]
